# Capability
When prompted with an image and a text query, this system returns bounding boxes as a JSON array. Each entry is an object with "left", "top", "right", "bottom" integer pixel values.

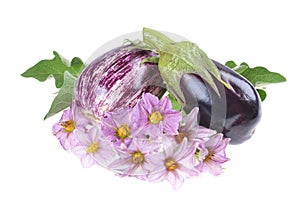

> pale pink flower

[
  {"left": 195, "top": 133, "right": 230, "bottom": 176},
  {"left": 52, "top": 103, "right": 79, "bottom": 150},
  {"left": 72, "top": 126, "right": 116, "bottom": 168},
  {"left": 101, "top": 107, "right": 137, "bottom": 148},
  {"left": 108, "top": 139, "right": 160, "bottom": 178},
  {"left": 146, "top": 137, "right": 198, "bottom": 190},
  {"left": 52, "top": 103, "right": 94, "bottom": 151},
  {"left": 134, "top": 93, "right": 182, "bottom": 135},
  {"left": 172, "top": 107, "right": 216, "bottom": 144}
]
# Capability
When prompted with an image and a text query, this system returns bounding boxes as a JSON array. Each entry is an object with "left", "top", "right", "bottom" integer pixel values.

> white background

[{"left": 1, "top": 0, "right": 299, "bottom": 202}]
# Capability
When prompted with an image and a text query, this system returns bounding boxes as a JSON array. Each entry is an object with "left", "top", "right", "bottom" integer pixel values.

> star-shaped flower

[
  {"left": 195, "top": 133, "right": 230, "bottom": 176},
  {"left": 173, "top": 107, "right": 216, "bottom": 144},
  {"left": 72, "top": 126, "right": 116, "bottom": 168},
  {"left": 146, "top": 137, "right": 198, "bottom": 190},
  {"left": 134, "top": 93, "right": 182, "bottom": 136}
]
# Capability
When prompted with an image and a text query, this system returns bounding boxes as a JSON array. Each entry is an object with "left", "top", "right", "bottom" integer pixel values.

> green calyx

[{"left": 143, "top": 28, "right": 230, "bottom": 108}]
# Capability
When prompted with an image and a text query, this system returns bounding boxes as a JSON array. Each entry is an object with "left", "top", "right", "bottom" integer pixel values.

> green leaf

[
  {"left": 256, "top": 89, "right": 267, "bottom": 101},
  {"left": 70, "top": 57, "right": 85, "bottom": 75},
  {"left": 143, "top": 28, "right": 231, "bottom": 107},
  {"left": 225, "top": 60, "right": 248, "bottom": 74},
  {"left": 168, "top": 94, "right": 181, "bottom": 111},
  {"left": 21, "top": 51, "right": 84, "bottom": 88},
  {"left": 234, "top": 63, "right": 249, "bottom": 74},
  {"left": 227, "top": 61, "right": 286, "bottom": 101},
  {"left": 241, "top": 66, "right": 286, "bottom": 87},
  {"left": 141, "top": 56, "right": 159, "bottom": 64},
  {"left": 44, "top": 72, "right": 76, "bottom": 120},
  {"left": 225, "top": 60, "right": 237, "bottom": 68}
]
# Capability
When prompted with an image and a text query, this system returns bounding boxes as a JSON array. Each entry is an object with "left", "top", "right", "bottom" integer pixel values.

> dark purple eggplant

[{"left": 181, "top": 60, "right": 262, "bottom": 144}]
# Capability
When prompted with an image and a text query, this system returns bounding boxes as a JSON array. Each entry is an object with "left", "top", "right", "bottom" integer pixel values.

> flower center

[
  {"left": 194, "top": 148, "right": 202, "bottom": 162},
  {"left": 164, "top": 159, "right": 178, "bottom": 171},
  {"left": 116, "top": 124, "right": 130, "bottom": 140},
  {"left": 61, "top": 120, "right": 75, "bottom": 133},
  {"left": 86, "top": 142, "right": 99, "bottom": 154},
  {"left": 132, "top": 151, "right": 144, "bottom": 165},
  {"left": 175, "top": 131, "right": 189, "bottom": 144},
  {"left": 205, "top": 152, "right": 214, "bottom": 161},
  {"left": 149, "top": 111, "right": 163, "bottom": 124}
]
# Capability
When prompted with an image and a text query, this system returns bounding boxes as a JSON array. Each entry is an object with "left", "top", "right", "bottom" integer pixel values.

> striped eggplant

[{"left": 75, "top": 45, "right": 165, "bottom": 117}]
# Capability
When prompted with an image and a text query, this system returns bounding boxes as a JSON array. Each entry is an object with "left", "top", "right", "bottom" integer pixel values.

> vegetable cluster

[{"left": 21, "top": 28, "right": 286, "bottom": 189}]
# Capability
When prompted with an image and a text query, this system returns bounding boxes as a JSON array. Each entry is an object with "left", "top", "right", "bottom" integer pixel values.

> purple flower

[
  {"left": 52, "top": 103, "right": 95, "bottom": 151},
  {"left": 72, "top": 126, "right": 116, "bottom": 168},
  {"left": 146, "top": 137, "right": 198, "bottom": 191},
  {"left": 173, "top": 107, "right": 217, "bottom": 144},
  {"left": 195, "top": 133, "right": 230, "bottom": 176},
  {"left": 108, "top": 139, "right": 160, "bottom": 178},
  {"left": 52, "top": 103, "right": 79, "bottom": 150},
  {"left": 100, "top": 107, "right": 137, "bottom": 148},
  {"left": 135, "top": 93, "right": 182, "bottom": 135}
]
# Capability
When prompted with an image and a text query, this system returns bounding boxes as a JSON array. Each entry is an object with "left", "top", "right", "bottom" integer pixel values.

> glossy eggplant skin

[{"left": 181, "top": 60, "right": 262, "bottom": 144}]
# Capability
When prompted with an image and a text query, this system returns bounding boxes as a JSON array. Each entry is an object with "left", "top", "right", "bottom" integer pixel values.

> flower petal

[
  {"left": 111, "top": 107, "right": 133, "bottom": 127},
  {"left": 146, "top": 152, "right": 166, "bottom": 173},
  {"left": 214, "top": 137, "right": 230, "bottom": 153},
  {"left": 205, "top": 133, "right": 223, "bottom": 149},
  {"left": 162, "top": 111, "right": 182, "bottom": 134},
  {"left": 134, "top": 101, "right": 151, "bottom": 122},
  {"left": 194, "top": 127, "right": 217, "bottom": 139},
  {"left": 72, "top": 145, "right": 85, "bottom": 154},
  {"left": 143, "top": 93, "right": 159, "bottom": 107},
  {"left": 81, "top": 155, "right": 94, "bottom": 168},
  {"left": 173, "top": 137, "right": 188, "bottom": 160},
  {"left": 178, "top": 164, "right": 199, "bottom": 177},
  {"left": 75, "top": 130, "right": 91, "bottom": 146},
  {"left": 147, "top": 168, "right": 167, "bottom": 182},
  {"left": 73, "top": 105, "right": 95, "bottom": 129},
  {"left": 159, "top": 96, "right": 172, "bottom": 111},
  {"left": 89, "top": 126, "right": 100, "bottom": 142},
  {"left": 52, "top": 123, "right": 63, "bottom": 135},
  {"left": 183, "top": 107, "right": 199, "bottom": 130},
  {"left": 166, "top": 171, "right": 184, "bottom": 191},
  {"left": 174, "top": 138, "right": 195, "bottom": 161},
  {"left": 212, "top": 154, "right": 230, "bottom": 164},
  {"left": 162, "top": 136, "right": 174, "bottom": 158},
  {"left": 101, "top": 113, "right": 118, "bottom": 131},
  {"left": 204, "top": 159, "right": 223, "bottom": 176}
]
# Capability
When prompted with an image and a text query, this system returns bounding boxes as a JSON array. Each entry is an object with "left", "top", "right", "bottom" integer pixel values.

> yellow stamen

[
  {"left": 149, "top": 111, "right": 163, "bottom": 124},
  {"left": 86, "top": 142, "right": 99, "bottom": 154},
  {"left": 61, "top": 120, "right": 75, "bottom": 133},
  {"left": 164, "top": 159, "right": 178, "bottom": 171},
  {"left": 132, "top": 151, "right": 144, "bottom": 165},
  {"left": 116, "top": 124, "right": 130, "bottom": 140}
]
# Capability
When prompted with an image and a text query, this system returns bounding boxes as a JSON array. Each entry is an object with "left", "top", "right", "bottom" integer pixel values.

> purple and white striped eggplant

[{"left": 75, "top": 45, "right": 165, "bottom": 117}]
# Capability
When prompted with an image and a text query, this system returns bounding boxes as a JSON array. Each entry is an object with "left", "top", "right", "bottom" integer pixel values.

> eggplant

[
  {"left": 181, "top": 60, "right": 262, "bottom": 144},
  {"left": 75, "top": 43, "right": 261, "bottom": 144},
  {"left": 75, "top": 45, "right": 165, "bottom": 117}
]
